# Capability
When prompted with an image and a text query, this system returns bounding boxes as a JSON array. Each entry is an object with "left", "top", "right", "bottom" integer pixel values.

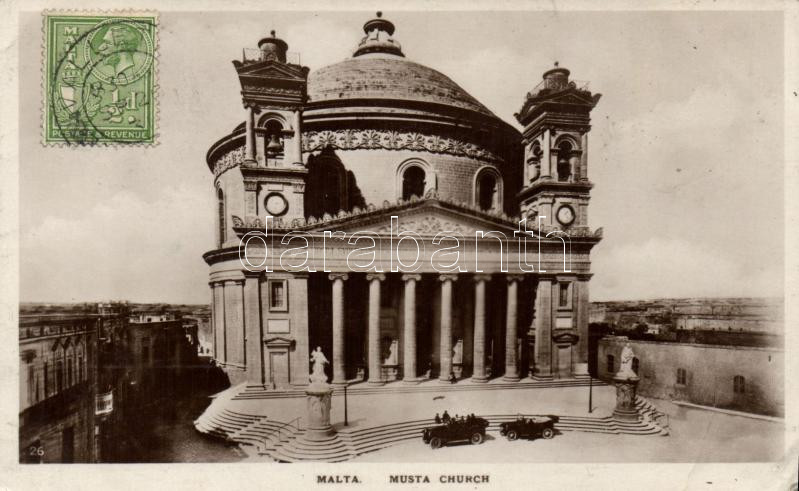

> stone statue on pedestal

[
  {"left": 616, "top": 342, "right": 636, "bottom": 379},
  {"left": 612, "top": 341, "right": 640, "bottom": 421},
  {"left": 305, "top": 346, "right": 335, "bottom": 440},
  {"left": 310, "top": 346, "right": 329, "bottom": 385}
]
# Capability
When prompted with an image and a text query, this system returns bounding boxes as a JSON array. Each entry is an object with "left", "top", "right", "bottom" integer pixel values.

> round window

[{"left": 264, "top": 192, "right": 289, "bottom": 217}]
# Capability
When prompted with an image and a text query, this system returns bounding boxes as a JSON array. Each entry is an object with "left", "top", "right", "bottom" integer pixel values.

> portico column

[
  {"left": 245, "top": 105, "right": 256, "bottom": 162},
  {"left": 541, "top": 128, "right": 552, "bottom": 179},
  {"left": 292, "top": 109, "right": 303, "bottom": 166},
  {"left": 438, "top": 274, "right": 458, "bottom": 383},
  {"left": 209, "top": 281, "right": 218, "bottom": 361},
  {"left": 330, "top": 273, "right": 348, "bottom": 386},
  {"left": 402, "top": 274, "right": 421, "bottom": 384},
  {"left": 367, "top": 273, "right": 386, "bottom": 385},
  {"left": 504, "top": 275, "right": 524, "bottom": 381},
  {"left": 573, "top": 274, "right": 592, "bottom": 378},
  {"left": 580, "top": 132, "right": 589, "bottom": 181},
  {"left": 533, "top": 277, "right": 554, "bottom": 379},
  {"left": 471, "top": 274, "right": 491, "bottom": 383},
  {"left": 243, "top": 271, "right": 264, "bottom": 386}
]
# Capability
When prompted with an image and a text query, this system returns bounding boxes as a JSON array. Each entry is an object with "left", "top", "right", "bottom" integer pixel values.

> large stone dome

[{"left": 307, "top": 53, "right": 498, "bottom": 121}]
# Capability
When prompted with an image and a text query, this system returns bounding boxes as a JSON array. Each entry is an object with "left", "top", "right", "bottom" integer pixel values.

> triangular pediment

[
  {"left": 303, "top": 198, "right": 520, "bottom": 237},
  {"left": 546, "top": 90, "right": 597, "bottom": 106},
  {"left": 234, "top": 60, "right": 307, "bottom": 81}
]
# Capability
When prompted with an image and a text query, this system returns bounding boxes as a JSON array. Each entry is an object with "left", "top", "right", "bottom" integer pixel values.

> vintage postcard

[{"left": 2, "top": 2, "right": 798, "bottom": 490}]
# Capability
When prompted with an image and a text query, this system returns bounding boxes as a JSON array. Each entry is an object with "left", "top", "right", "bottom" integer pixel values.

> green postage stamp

[{"left": 43, "top": 13, "right": 157, "bottom": 145}]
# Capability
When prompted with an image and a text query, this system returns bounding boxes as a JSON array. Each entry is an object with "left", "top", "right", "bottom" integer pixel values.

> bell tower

[
  {"left": 515, "top": 63, "right": 601, "bottom": 231},
  {"left": 231, "top": 31, "right": 310, "bottom": 222}
]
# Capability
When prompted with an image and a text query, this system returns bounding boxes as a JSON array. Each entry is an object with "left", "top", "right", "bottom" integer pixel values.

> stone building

[
  {"left": 598, "top": 337, "right": 784, "bottom": 417},
  {"left": 19, "top": 314, "right": 99, "bottom": 463},
  {"left": 19, "top": 306, "right": 200, "bottom": 463},
  {"left": 203, "top": 14, "right": 602, "bottom": 395}
]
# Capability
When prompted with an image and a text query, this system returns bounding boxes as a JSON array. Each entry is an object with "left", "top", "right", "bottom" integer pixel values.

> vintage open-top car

[
  {"left": 421, "top": 416, "right": 490, "bottom": 449},
  {"left": 499, "top": 415, "right": 559, "bottom": 441}
]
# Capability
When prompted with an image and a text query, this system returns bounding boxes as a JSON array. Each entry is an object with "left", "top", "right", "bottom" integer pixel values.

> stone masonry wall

[{"left": 598, "top": 336, "right": 784, "bottom": 417}]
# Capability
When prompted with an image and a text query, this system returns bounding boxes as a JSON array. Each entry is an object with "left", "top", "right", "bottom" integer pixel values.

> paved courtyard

[
  {"left": 208, "top": 382, "right": 783, "bottom": 463},
  {"left": 351, "top": 401, "right": 784, "bottom": 463}
]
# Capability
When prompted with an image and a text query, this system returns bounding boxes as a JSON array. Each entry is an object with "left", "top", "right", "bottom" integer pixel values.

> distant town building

[{"left": 590, "top": 297, "right": 783, "bottom": 337}]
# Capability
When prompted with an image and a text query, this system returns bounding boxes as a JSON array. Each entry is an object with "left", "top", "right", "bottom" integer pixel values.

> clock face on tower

[
  {"left": 556, "top": 204, "right": 575, "bottom": 226},
  {"left": 265, "top": 192, "right": 289, "bottom": 216}
]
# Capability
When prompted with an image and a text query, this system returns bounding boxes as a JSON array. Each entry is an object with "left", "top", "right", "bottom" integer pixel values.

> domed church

[{"left": 202, "top": 13, "right": 602, "bottom": 397}]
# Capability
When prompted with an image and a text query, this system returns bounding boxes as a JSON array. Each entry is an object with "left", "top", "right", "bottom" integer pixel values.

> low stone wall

[{"left": 597, "top": 337, "right": 783, "bottom": 417}]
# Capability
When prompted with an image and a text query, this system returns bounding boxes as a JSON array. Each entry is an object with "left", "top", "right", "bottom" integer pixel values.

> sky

[{"left": 19, "top": 10, "right": 784, "bottom": 304}]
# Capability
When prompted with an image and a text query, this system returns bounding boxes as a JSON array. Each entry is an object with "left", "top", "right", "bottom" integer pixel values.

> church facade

[{"left": 203, "top": 13, "right": 602, "bottom": 393}]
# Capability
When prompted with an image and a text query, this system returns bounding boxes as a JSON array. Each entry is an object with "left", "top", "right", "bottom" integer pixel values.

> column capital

[
  {"left": 506, "top": 274, "right": 526, "bottom": 283},
  {"left": 401, "top": 274, "right": 422, "bottom": 283},
  {"left": 473, "top": 273, "right": 492, "bottom": 283},
  {"left": 208, "top": 281, "right": 221, "bottom": 288},
  {"left": 366, "top": 273, "right": 386, "bottom": 282},
  {"left": 224, "top": 278, "right": 245, "bottom": 286},
  {"left": 576, "top": 273, "right": 593, "bottom": 281},
  {"left": 328, "top": 273, "right": 349, "bottom": 282},
  {"left": 438, "top": 273, "right": 459, "bottom": 283},
  {"left": 242, "top": 270, "right": 263, "bottom": 279}
]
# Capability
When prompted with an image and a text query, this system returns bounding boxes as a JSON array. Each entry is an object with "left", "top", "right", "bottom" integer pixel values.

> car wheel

[
  {"left": 542, "top": 428, "right": 554, "bottom": 439},
  {"left": 470, "top": 432, "right": 484, "bottom": 445},
  {"left": 430, "top": 437, "right": 442, "bottom": 449},
  {"left": 507, "top": 430, "right": 519, "bottom": 441}
]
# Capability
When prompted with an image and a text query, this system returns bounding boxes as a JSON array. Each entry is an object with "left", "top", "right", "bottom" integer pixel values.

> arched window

[
  {"left": 263, "top": 119, "right": 284, "bottom": 158},
  {"left": 217, "top": 188, "right": 226, "bottom": 246},
  {"left": 606, "top": 354, "right": 615, "bottom": 373},
  {"left": 477, "top": 173, "right": 496, "bottom": 210},
  {"left": 66, "top": 345, "right": 74, "bottom": 387},
  {"left": 474, "top": 167, "right": 502, "bottom": 211},
  {"left": 557, "top": 141, "right": 573, "bottom": 182},
  {"left": 527, "top": 142, "right": 542, "bottom": 183},
  {"left": 56, "top": 356, "right": 64, "bottom": 393},
  {"left": 402, "top": 166, "right": 426, "bottom": 200},
  {"left": 733, "top": 375, "right": 745, "bottom": 394}
]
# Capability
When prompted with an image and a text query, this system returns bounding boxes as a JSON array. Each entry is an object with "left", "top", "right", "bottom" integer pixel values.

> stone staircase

[
  {"left": 234, "top": 377, "right": 601, "bottom": 400},
  {"left": 195, "top": 396, "right": 669, "bottom": 463}
]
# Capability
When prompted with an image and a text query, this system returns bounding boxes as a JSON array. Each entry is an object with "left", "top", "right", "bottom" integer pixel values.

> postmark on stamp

[{"left": 43, "top": 12, "right": 157, "bottom": 145}]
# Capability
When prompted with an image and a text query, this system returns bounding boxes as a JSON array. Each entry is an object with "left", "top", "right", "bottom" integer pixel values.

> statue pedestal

[
  {"left": 612, "top": 374, "right": 640, "bottom": 421},
  {"left": 304, "top": 383, "right": 334, "bottom": 441}
]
